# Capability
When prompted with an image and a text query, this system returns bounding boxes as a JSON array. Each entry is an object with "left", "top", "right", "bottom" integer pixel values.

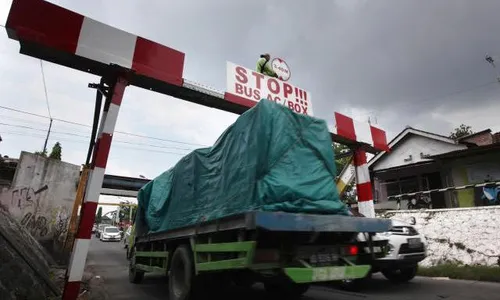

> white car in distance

[{"left": 99, "top": 226, "right": 122, "bottom": 242}]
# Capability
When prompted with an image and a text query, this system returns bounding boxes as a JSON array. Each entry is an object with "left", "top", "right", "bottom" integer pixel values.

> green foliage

[
  {"left": 49, "top": 142, "right": 62, "bottom": 160},
  {"left": 333, "top": 143, "right": 356, "bottom": 204},
  {"left": 449, "top": 124, "right": 474, "bottom": 140},
  {"left": 34, "top": 149, "right": 48, "bottom": 157},
  {"left": 109, "top": 200, "right": 136, "bottom": 223},
  {"left": 95, "top": 207, "right": 103, "bottom": 224},
  {"left": 333, "top": 143, "right": 350, "bottom": 176}
]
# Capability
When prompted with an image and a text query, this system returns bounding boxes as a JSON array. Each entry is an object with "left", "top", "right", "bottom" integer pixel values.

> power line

[
  {"left": 0, "top": 122, "right": 198, "bottom": 151},
  {"left": 0, "top": 105, "right": 48, "bottom": 119},
  {"left": 0, "top": 105, "right": 208, "bottom": 147},
  {"left": 2, "top": 131, "right": 191, "bottom": 156}
]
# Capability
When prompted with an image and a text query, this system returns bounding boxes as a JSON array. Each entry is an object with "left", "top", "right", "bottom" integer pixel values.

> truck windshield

[{"left": 105, "top": 227, "right": 119, "bottom": 233}]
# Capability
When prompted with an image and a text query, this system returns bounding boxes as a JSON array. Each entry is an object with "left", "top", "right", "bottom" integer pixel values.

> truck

[{"left": 126, "top": 100, "right": 393, "bottom": 299}]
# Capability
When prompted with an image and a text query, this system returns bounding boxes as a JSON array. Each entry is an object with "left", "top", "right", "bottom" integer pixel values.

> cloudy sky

[{"left": 1, "top": 0, "right": 500, "bottom": 208}]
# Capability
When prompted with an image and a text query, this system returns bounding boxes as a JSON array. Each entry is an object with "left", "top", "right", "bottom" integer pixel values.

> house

[{"left": 368, "top": 127, "right": 500, "bottom": 210}]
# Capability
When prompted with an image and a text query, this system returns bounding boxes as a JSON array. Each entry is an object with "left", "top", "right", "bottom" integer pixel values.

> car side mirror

[{"left": 409, "top": 217, "right": 416, "bottom": 225}]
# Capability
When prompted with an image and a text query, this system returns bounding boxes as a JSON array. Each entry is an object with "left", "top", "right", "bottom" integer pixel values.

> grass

[{"left": 418, "top": 264, "right": 500, "bottom": 283}]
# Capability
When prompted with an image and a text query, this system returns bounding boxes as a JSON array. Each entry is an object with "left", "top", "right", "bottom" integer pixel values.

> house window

[
  {"left": 399, "top": 176, "right": 419, "bottom": 194},
  {"left": 383, "top": 176, "right": 419, "bottom": 200},
  {"left": 386, "top": 181, "right": 401, "bottom": 197}
]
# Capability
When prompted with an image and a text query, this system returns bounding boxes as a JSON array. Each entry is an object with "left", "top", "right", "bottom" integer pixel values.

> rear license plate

[{"left": 407, "top": 238, "right": 421, "bottom": 248}]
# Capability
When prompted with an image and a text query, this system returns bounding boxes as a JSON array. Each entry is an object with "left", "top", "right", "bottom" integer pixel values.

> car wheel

[{"left": 382, "top": 265, "right": 418, "bottom": 283}]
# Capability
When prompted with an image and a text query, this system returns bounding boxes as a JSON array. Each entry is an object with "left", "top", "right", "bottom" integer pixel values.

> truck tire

[
  {"left": 169, "top": 245, "right": 199, "bottom": 300},
  {"left": 128, "top": 249, "right": 145, "bottom": 284},
  {"left": 264, "top": 281, "right": 310, "bottom": 298},
  {"left": 382, "top": 265, "right": 418, "bottom": 283}
]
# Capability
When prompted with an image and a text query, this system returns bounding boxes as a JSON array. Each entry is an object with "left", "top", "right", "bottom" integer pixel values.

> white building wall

[{"left": 372, "top": 135, "right": 465, "bottom": 171}]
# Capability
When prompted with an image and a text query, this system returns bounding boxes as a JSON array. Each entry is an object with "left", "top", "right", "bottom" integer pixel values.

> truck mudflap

[{"left": 284, "top": 265, "right": 371, "bottom": 283}]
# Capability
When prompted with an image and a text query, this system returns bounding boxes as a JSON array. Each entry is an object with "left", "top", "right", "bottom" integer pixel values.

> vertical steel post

[
  {"left": 353, "top": 148, "right": 375, "bottom": 218},
  {"left": 62, "top": 76, "right": 129, "bottom": 300},
  {"left": 64, "top": 166, "right": 90, "bottom": 252}
]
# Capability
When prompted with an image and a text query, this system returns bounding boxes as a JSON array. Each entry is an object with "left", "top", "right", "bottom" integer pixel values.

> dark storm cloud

[{"left": 54, "top": 0, "right": 500, "bottom": 137}]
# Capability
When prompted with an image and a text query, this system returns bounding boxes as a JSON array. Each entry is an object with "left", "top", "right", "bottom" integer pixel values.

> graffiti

[
  {"left": 20, "top": 212, "right": 49, "bottom": 237},
  {"left": 11, "top": 185, "right": 49, "bottom": 211},
  {"left": 53, "top": 207, "right": 70, "bottom": 242}
]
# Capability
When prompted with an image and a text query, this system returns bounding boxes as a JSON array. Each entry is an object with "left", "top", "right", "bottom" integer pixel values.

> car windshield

[{"left": 105, "top": 227, "right": 119, "bottom": 233}]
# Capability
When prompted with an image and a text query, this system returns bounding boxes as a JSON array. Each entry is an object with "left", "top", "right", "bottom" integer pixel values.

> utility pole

[{"left": 42, "top": 118, "right": 53, "bottom": 154}]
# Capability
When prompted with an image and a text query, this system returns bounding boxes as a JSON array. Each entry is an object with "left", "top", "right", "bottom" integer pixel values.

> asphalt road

[{"left": 86, "top": 236, "right": 500, "bottom": 300}]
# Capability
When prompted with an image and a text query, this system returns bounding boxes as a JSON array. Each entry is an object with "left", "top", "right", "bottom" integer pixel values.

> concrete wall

[
  {"left": 0, "top": 206, "right": 58, "bottom": 299},
  {"left": 383, "top": 207, "right": 500, "bottom": 267},
  {"left": 0, "top": 152, "right": 80, "bottom": 260}
]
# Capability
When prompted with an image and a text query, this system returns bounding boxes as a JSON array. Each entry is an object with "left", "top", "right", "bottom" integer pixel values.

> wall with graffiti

[{"left": 0, "top": 151, "right": 80, "bottom": 259}]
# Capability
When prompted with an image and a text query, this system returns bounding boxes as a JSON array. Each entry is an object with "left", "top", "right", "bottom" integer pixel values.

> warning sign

[{"left": 225, "top": 62, "right": 313, "bottom": 116}]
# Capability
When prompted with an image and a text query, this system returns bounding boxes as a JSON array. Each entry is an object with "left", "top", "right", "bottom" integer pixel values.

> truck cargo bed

[{"left": 136, "top": 211, "right": 391, "bottom": 243}]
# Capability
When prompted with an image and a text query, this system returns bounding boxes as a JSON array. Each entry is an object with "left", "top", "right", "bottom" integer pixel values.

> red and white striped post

[
  {"left": 353, "top": 148, "right": 375, "bottom": 218},
  {"left": 62, "top": 76, "right": 129, "bottom": 300}
]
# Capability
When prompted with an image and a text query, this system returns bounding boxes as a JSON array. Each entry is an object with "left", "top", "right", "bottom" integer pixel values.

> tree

[
  {"left": 333, "top": 143, "right": 356, "bottom": 204},
  {"left": 34, "top": 149, "right": 47, "bottom": 157},
  {"left": 49, "top": 142, "right": 62, "bottom": 160},
  {"left": 109, "top": 200, "right": 137, "bottom": 225},
  {"left": 95, "top": 207, "right": 103, "bottom": 224},
  {"left": 333, "top": 143, "right": 350, "bottom": 176},
  {"left": 449, "top": 124, "right": 473, "bottom": 140}
]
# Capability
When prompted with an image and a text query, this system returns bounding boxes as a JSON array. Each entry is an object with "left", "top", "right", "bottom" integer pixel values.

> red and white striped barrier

[
  {"left": 62, "top": 77, "right": 128, "bottom": 299},
  {"left": 333, "top": 112, "right": 389, "bottom": 152},
  {"left": 6, "top": 0, "right": 185, "bottom": 86},
  {"left": 352, "top": 149, "right": 375, "bottom": 218}
]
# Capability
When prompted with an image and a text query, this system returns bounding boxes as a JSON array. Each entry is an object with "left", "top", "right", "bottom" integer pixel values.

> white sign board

[
  {"left": 226, "top": 62, "right": 313, "bottom": 116},
  {"left": 271, "top": 58, "right": 291, "bottom": 81}
]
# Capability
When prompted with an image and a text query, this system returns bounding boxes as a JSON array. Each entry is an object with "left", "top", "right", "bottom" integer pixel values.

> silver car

[{"left": 99, "top": 226, "right": 122, "bottom": 242}]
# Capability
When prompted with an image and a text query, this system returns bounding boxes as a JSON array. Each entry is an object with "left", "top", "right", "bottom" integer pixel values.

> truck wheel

[
  {"left": 382, "top": 265, "right": 418, "bottom": 283},
  {"left": 128, "top": 249, "right": 145, "bottom": 284},
  {"left": 264, "top": 281, "right": 310, "bottom": 298},
  {"left": 169, "top": 245, "right": 198, "bottom": 300}
]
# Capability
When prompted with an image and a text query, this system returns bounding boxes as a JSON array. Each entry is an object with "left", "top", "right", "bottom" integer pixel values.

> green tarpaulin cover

[{"left": 135, "top": 99, "right": 347, "bottom": 235}]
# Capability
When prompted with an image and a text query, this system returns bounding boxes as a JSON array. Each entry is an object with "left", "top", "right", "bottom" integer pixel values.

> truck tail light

[{"left": 343, "top": 245, "right": 358, "bottom": 256}]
